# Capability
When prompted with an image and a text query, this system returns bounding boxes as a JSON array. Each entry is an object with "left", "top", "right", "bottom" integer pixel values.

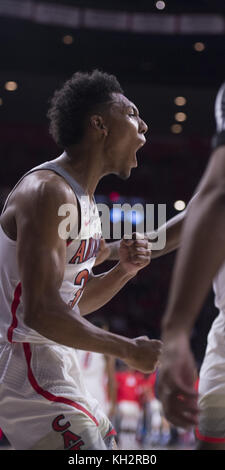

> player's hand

[
  {"left": 125, "top": 336, "right": 163, "bottom": 373},
  {"left": 119, "top": 233, "right": 151, "bottom": 276},
  {"left": 94, "top": 238, "right": 111, "bottom": 266},
  {"left": 158, "top": 332, "right": 199, "bottom": 429}
]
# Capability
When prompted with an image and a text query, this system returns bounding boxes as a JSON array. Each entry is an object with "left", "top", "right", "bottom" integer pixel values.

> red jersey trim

[
  {"left": 83, "top": 351, "right": 91, "bottom": 368},
  {"left": 8, "top": 282, "right": 22, "bottom": 343},
  {"left": 23, "top": 342, "right": 99, "bottom": 426},
  {"left": 195, "top": 427, "right": 225, "bottom": 443},
  {"left": 105, "top": 428, "right": 117, "bottom": 438},
  {"left": 66, "top": 237, "right": 73, "bottom": 247}
]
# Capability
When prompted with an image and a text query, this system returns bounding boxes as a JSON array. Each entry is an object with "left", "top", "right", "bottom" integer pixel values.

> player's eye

[{"left": 128, "top": 110, "right": 137, "bottom": 117}]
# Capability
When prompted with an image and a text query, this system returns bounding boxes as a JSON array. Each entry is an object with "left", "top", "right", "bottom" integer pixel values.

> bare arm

[
  {"left": 79, "top": 238, "right": 151, "bottom": 316},
  {"left": 158, "top": 147, "right": 225, "bottom": 428},
  {"left": 95, "top": 194, "right": 201, "bottom": 265},
  {"left": 16, "top": 176, "right": 161, "bottom": 372},
  {"left": 78, "top": 264, "right": 133, "bottom": 316},
  {"left": 162, "top": 146, "right": 225, "bottom": 336},
  {"left": 149, "top": 210, "right": 185, "bottom": 259},
  {"left": 94, "top": 238, "right": 120, "bottom": 266},
  {"left": 94, "top": 212, "right": 185, "bottom": 265},
  {"left": 150, "top": 193, "right": 199, "bottom": 259}
]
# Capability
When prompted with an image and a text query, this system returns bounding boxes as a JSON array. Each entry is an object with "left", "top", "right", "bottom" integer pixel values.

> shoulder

[
  {"left": 15, "top": 170, "right": 77, "bottom": 215},
  {"left": 13, "top": 170, "right": 80, "bottom": 243},
  {"left": 25, "top": 170, "right": 76, "bottom": 203}
]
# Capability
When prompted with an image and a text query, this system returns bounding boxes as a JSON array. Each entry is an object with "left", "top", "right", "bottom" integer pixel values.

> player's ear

[{"left": 90, "top": 115, "right": 108, "bottom": 137}]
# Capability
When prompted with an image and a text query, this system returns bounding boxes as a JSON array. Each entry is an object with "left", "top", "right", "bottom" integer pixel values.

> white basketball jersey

[
  {"left": 77, "top": 350, "right": 108, "bottom": 412},
  {"left": 0, "top": 160, "right": 102, "bottom": 344},
  {"left": 213, "top": 261, "right": 225, "bottom": 313}
]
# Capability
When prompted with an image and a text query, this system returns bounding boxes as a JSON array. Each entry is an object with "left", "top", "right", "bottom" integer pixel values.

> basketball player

[
  {"left": 158, "top": 81, "right": 225, "bottom": 450},
  {"left": 0, "top": 70, "right": 162, "bottom": 450}
]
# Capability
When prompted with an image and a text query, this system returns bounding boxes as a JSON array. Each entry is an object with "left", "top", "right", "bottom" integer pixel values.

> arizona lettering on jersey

[{"left": 69, "top": 238, "right": 100, "bottom": 265}]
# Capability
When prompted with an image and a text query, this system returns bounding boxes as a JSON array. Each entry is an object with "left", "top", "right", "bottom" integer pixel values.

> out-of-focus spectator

[
  {"left": 115, "top": 363, "right": 145, "bottom": 449},
  {"left": 140, "top": 371, "right": 171, "bottom": 446}
]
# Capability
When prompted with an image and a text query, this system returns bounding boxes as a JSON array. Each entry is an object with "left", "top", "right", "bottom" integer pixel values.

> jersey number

[{"left": 69, "top": 269, "right": 89, "bottom": 308}]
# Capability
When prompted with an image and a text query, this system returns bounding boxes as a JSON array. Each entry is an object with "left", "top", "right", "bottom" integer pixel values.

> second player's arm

[
  {"left": 95, "top": 194, "right": 199, "bottom": 265},
  {"left": 149, "top": 210, "right": 185, "bottom": 259},
  {"left": 95, "top": 210, "right": 185, "bottom": 264},
  {"left": 157, "top": 147, "right": 225, "bottom": 429},
  {"left": 162, "top": 146, "right": 225, "bottom": 337}
]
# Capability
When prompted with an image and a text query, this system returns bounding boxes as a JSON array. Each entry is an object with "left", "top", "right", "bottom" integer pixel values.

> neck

[{"left": 55, "top": 146, "right": 105, "bottom": 199}]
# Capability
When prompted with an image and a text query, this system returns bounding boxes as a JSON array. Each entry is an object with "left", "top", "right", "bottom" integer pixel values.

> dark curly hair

[{"left": 47, "top": 70, "right": 124, "bottom": 148}]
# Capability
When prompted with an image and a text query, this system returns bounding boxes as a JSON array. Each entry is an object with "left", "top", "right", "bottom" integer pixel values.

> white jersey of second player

[
  {"left": 77, "top": 350, "right": 109, "bottom": 414},
  {"left": 213, "top": 261, "right": 225, "bottom": 313}
]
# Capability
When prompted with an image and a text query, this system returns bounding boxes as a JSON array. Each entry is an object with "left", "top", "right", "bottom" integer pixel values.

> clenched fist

[
  {"left": 119, "top": 233, "right": 152, "bottom": 276},
  {"left": 124, "top": 336, "right": 163, "bottom": 373}
]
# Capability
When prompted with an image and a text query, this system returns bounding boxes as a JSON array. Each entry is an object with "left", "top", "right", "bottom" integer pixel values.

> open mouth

[
  {"left": 130, "top": 151, "right": 138, "bottom": 168},
  {"left": 132, "top": 137, "right": 146, "bottom": 168},
  {"left": 136, "top": 136, "right": 146, "bottom": 154},
  {"left": 134, "top": 135, "right": 146, "bottom": 154}
]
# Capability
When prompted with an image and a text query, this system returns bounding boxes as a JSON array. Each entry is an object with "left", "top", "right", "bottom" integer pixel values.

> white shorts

[
  {"left": 117, "top": 401, "right": 141, "bottom": 431},
  {"left": 0, "top": 342, "right": 116, "bottom": 450},
  {"left": 197, "top": 310, "right": 225, "bottom": 443}
]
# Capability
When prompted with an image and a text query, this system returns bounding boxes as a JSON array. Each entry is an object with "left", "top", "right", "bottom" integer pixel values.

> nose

[{"left": 139, "top": 118, "right": 148, "bottom": 135}]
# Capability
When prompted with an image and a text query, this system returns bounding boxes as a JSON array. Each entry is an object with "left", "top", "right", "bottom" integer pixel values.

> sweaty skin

[{"left": 0, "top": 91, "right": 162, "bottom": 374}]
